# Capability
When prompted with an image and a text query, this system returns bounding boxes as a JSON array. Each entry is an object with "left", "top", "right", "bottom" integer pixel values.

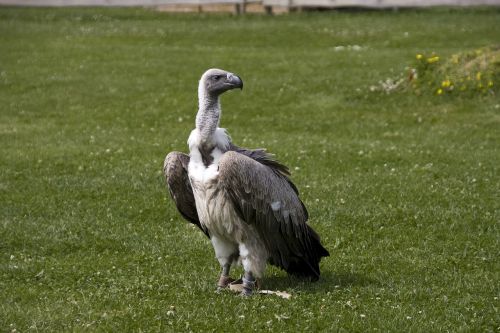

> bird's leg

[
  {"left": 241, "top": 271, "right": 256, "bottom": 296},
  {"left": 211, "top": 237, "right": 238, "bottom": 291},
  {"left": 217, "top": 263, "right": 234, "bottom": 290}
]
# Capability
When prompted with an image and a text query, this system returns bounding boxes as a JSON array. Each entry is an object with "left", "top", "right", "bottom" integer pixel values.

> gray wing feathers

[
  {"left": 229, "top": 144, "right": 294, "bottom": 182},
  {"left": 218, "top": 151, "right": 329, "bottom": 279},
  {"left": 163, "top": 152, "right": 209, "bottom": 237}
]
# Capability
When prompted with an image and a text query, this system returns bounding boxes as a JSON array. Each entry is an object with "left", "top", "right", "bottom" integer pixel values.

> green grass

[{"left": 1, "top": 6, "right": 499, "bottom": 332}]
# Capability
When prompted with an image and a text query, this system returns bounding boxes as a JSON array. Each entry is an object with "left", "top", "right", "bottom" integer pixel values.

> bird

[{"left": 164, "top": 68, "right": 329, "bottom": 296}]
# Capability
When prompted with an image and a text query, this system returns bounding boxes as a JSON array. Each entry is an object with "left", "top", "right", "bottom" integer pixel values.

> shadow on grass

[{"left": 262, "top": 270, "right": 379, "bottom": 293}]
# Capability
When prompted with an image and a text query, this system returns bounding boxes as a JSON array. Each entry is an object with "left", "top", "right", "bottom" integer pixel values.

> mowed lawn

[{"left": 1, "top": 6, "right": 499, "bottom": 332}]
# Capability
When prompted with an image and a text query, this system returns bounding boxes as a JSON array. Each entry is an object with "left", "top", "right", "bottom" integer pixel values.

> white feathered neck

[{"left": 189, "top": 80, "right": 230, "bottom": 152}]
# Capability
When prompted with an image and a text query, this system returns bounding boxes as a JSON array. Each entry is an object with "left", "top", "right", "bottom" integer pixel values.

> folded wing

[
  {"left": 218, "top": 151, "right": 329, "bottom": 280},
  {"left": 164, "top": 151, "right": 209, "bottom": 237}
]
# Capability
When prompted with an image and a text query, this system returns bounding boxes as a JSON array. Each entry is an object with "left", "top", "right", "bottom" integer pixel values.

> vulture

[{"left": 164, "top": 69, "right": 329, "bottom": 296}]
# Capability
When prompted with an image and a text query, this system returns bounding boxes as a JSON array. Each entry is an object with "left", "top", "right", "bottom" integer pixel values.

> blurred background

[{"left": 1, "top": 0, "right": 500, "bottom": 13}]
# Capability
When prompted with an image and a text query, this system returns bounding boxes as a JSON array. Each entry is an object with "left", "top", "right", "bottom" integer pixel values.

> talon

[
  {"left": 240, "top": 289, "right": 252, "bottom": 297},
  {"left": 217, "top": 275, "right": 234, "bottom": 289},
  {"left": 241, "top": 276, "right": 256, "bottom": 296}
]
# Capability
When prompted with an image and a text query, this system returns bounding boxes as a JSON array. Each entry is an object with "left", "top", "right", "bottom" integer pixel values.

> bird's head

[{"left": 199, "top": 68, "right": 243, "bottom": 98}]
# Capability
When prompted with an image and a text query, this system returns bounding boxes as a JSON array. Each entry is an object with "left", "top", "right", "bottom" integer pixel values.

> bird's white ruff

[{"left": 187, "top": 127, "right": 267, "bottom": 277}]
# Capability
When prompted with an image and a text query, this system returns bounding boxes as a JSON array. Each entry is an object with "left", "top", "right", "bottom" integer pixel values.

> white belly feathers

[{"left": 187, "top": 128, "right": 238, "bottom": 236}]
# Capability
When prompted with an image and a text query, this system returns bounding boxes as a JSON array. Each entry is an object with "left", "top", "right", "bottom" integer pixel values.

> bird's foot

[
  {"left": 241, "top": 276, "right": 256, "bottom": 297},
  {"left": 216, "top": 275, "right": 235, "bottom": 291}
]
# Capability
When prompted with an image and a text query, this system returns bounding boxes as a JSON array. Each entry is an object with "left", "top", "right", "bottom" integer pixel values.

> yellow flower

[
  {"left": 451, "top": 54, "right": 459, "bottom": 64},
  {"left": 441, "top": 79, "right": 451, "bottom": 88},
  {"left": 476, "top": 72, "right": 482, "bottom": 81},
  {"left": 427, "top": 56, "right": 439, "bottom": 64},
  {"left": 488, "top": 81, "right": 494, "bottom": 87},
  {"left": 436, "top": 88, "right": 443, "bottom": 95},
  {"left": 416, "top": 54, "right": 423, "bottom": 60}
]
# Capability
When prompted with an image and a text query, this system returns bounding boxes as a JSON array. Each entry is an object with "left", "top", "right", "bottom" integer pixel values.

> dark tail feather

[
  {"left": 286, "top": 258, "right": 321, "bottom": 281},
  {"left": 286, "top": 226, "right": 329, "bottom": 281},
  {"left": 307, "top": 225, "right": 330, "bottom": 258}
]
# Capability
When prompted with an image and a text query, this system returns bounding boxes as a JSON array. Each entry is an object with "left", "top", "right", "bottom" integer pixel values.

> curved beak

[{"left": 227, "top": 73, "right": 243, "bottom": 90}]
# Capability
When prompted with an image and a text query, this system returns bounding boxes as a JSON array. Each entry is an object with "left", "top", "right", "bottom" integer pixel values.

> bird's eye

[{"left": 213, "top": 75, "right": 222, "bottom": 80}]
